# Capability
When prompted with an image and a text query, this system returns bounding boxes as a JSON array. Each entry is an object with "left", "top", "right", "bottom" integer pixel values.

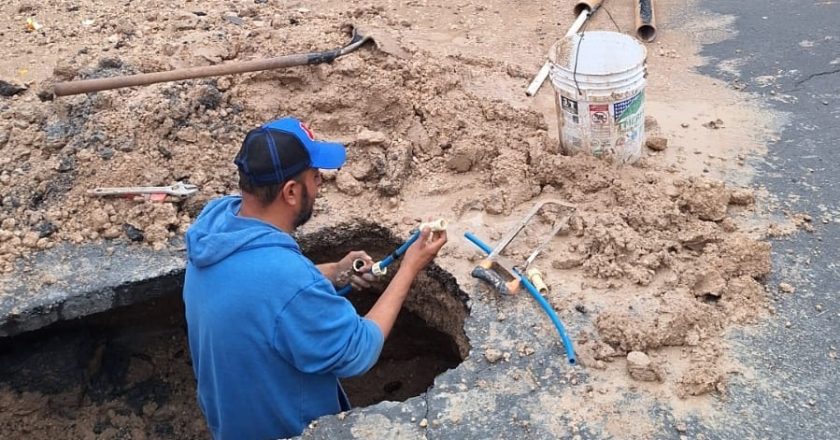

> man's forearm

[
  {"left": 365, "top": 265, "right": 418, "bottom": 339},
  {"left": 317, "top": 262, "right": 338, "bottom": 284}
]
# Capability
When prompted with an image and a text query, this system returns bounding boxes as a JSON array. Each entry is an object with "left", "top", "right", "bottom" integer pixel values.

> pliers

[{"left": 87, "top": 182, "right": 198, "bottom": 202}]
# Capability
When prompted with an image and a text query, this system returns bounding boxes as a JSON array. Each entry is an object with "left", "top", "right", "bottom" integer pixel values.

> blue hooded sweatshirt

[{"left": 183, "top": 196, "right": 384, "bottom": 440}]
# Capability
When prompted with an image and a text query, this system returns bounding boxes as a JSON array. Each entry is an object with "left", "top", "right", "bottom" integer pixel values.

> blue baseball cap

[{"left": 234, "top": 117, "right": 346, "bottom": 186}]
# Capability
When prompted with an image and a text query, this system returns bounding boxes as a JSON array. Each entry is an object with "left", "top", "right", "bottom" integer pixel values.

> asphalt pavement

[{"left": 695, "top": 0, "right": 840, "bottom": 438}]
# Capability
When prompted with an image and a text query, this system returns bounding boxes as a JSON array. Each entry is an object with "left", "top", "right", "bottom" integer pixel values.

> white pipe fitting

[
  {"left": 419, "top": 218, "right": 448, "bottom": 232},
  {"left": 352, "top": 258, "right": 366, "bottom": 273},
  {"left": 527, "top": 268, "right": 549, "bottom": 295},
  {"left": 371, "top": 262, "right": 387, "bottom": 277}
]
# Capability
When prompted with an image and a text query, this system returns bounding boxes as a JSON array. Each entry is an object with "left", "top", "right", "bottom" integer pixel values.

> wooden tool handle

[{"left": 53, "top": 53, "right": 311, "bottom": 96}]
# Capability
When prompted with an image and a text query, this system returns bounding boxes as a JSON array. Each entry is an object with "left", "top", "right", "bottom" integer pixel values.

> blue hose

[
  {"left": 464, "top": 231, "right": 577, "bottom": 365},
  {"left": 336, "top": 230, "right": 422, "bottom": 296}
]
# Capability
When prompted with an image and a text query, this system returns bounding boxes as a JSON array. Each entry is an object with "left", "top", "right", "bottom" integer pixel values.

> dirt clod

[
  {"left": 645, "top": 136, "right": 669, "bottom": 151},
  {"left": 626, "top": 351, "right": 662, "bottom": 382},
  {"left": 484, "top": 348, "right": 504, "bottom": 364}
]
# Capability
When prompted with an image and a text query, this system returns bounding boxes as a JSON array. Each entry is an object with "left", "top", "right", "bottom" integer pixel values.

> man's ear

[{"left": 281, "top": 180, "right": 299, "bottom": 206}]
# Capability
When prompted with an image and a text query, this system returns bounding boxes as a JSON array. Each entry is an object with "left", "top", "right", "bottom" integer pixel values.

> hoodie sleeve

[{"left": 272, "top": 278, "right": 385, "bottom": 378}]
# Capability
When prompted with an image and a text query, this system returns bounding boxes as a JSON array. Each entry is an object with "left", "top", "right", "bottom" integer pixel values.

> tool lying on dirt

[
  {"left": 336, "top": 219, "right": 447, "bottom": 296},
  {"left": 525, "top": 0, "right": 603, "bottom": 96},
  {"left": 521, "top": 217, "right": 571, "bottom": 294},
  {"left": 464, "top": 227, "right": 577, "bottom": 365},
  {"left": 468, "top": 199, "right": 575, "bottom": 295},
  {"left": 53, "top": 25, "right": 383, "bottom": 96},
  {"left": 86, "top": 182, "right": 198, "bottom": 202}
]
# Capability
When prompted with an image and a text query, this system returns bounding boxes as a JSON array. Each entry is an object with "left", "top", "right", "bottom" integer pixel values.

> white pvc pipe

[
  {"left": 418, "top": 218, "right": 448, "bottom": 232},
  {"left": 525, "top": 9, "right": 591, "bottom": 97}
]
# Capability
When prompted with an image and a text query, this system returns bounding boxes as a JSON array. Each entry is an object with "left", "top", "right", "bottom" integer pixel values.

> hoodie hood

[{"left": 185, "top": 196, "right": 299, "bottom": 268}]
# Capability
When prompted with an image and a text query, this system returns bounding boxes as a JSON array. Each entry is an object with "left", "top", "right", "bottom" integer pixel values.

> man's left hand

[{"left": 336, "top": 251, "right": 377, "bottom": 291}]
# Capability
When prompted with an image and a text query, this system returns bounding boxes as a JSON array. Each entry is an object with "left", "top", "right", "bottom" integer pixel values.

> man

[{"left": 182, "top": 116, "right": 447, "bottom": 440}]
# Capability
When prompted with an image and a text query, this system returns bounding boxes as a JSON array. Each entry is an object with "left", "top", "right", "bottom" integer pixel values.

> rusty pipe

[
  {"left": 635, "top": 0, "right": 657, "bottom": 42},
  {"left": 574, "top": 0, "right": 603, "bottom": 16}
]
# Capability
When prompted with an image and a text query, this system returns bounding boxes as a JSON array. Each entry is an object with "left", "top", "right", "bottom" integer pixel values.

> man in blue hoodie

[{"left": 182, "top": 116, "right": 447, "bottom": 440}]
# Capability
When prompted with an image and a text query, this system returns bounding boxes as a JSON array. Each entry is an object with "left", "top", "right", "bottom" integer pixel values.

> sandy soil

[{"left": 0, "top": 0, "right": 800, "bottom": 437}]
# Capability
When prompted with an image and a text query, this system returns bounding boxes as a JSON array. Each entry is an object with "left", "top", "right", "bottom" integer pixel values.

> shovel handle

[
  {"left": 53, "top": 30, "right": 371, "bottom": 96},
  {"left": 54, "top": 54, "right": 313, "bottom": 96}
]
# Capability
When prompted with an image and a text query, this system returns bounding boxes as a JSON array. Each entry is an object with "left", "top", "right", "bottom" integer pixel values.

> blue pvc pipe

[
  {"left": 336, "top": 230, "right": 422, "bottom": 296},
  {"left": 463, "top": 231, "right": 577, "bottom": 365},
  {"left": 464, "top": 231, "right": 492, "bottom": 254}
]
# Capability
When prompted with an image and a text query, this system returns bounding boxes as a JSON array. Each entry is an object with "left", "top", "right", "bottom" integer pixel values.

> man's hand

[
  {"left": 402, "top": 227, "right": 448, "bottom": 274},
  {"left": 336, "top": 251, "right": 377, "bottom": 291},
  {"left": 364, "top": 227, "right": 447, "bottom": 339}
]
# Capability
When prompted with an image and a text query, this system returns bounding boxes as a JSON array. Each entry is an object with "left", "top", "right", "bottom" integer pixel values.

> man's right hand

[{"left": 402, "top": 227, "right": 447, "bottom": 274}]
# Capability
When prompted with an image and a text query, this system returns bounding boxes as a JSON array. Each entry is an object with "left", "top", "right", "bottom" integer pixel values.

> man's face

[{"left": 293, "top": 168, "right": 322, "bottom": 228}]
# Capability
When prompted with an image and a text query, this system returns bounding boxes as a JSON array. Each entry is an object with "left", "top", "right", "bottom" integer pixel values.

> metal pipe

[
  {"left": 635, "top": 0, "right": 657, "bottom": 42},
  {"left": 525, "top": 9, "right": 592, "bottom": 97},
  {"left": 574, "top": 0, "right": 604, "bottom": 15}
]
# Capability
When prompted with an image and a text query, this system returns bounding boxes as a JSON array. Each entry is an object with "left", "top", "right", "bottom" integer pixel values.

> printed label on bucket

[{"left": 555, "top": 91, "right": 645, "bottom": 163}]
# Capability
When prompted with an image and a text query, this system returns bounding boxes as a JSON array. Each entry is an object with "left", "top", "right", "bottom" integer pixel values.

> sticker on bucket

[{"left": 548, "top": 31, "right": 648, "bottom": 164}]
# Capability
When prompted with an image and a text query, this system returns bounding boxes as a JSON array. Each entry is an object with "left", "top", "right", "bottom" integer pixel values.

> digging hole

[
  {"left": 0, "top": 223, "right": 469, "bottom": 437},
  {"left": 299, "top": 222, "right": 471, "bottom": 407}
]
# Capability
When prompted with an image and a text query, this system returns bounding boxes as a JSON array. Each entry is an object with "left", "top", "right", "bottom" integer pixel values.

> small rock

[
  {"left": 779, "top": 282, "right": 795, "bottom": 294},
  {"left": 0, "top": 80, "right": 27, "bottom": 97},
  {"left": 174, "top": 12, "right": 200, "bottom": 30},
  {"left": 53, "top": 61, "right": 80, "bottom": 81},
  {"left": 702, "top": 118, "right": 725, "bottom": 129},
  {"left": 356, "top": 129, "right": 387, "bottom": 146},
  {"left": 645, "top": 136, "right": 668, "bottom": 151},
  {"left": 224, "top": 15, "right": 245, "bottom": 26},
  {"left": 681, "top": 123, "right": 690, "bottom": 128},
  {"left": 36, "top": 222, "right": 57, "bottom": 238},
  {"left": 484, "top": 348, "right": 504, "bottom": 363},
  {"left": 98, "top": 57, "right": 123, "bottom": 69},
  {"left": 446, "top": 152, "right": 473, "bottom": 173},
  {"left": 56, "top": 156, "right": 75, "bottom": 172},
  {"left": 626, "top": 351, "right": 661, "bottom": 382},
  {"left": 22, "top": 231, "right": 39, "bottom": 248},
  {"left": 675, "top": 422, "right": 688, "bottom": 433},
  {"left": 1, "top": 218, "right": 16, "bottom": 230},
  {"left": 419, "top": 418, "right": 428, "bottom": 428},
  {"left": 574, "top": 304, "right": 587, "bottom": 314},
  {"left": 729, "top": 188, "right": 755, "bottom": 206},
  {"left": 552, "top": 255, "right": 584, "bottom": 269},
  {"left": 123, "top": 224, "right": 145, "bottom": 242},
  {"left": 335, "top": 171, "right": 364, "bottom": 196},
  {"left": 98, "top": 147, "right": 114, "bottom": 160}
]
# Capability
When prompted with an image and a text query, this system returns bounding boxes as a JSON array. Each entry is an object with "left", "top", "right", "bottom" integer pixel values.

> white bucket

[{"left": 548, "top": 31, "right": 648, "bottom": 164}]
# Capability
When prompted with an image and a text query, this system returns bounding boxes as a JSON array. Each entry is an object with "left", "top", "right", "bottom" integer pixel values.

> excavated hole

[
  {"left": 0, "top": 222, "right": 469, "bottom": 437},
  {"left": 298, "top": 222, "right": 471, "bottom": 407}
]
